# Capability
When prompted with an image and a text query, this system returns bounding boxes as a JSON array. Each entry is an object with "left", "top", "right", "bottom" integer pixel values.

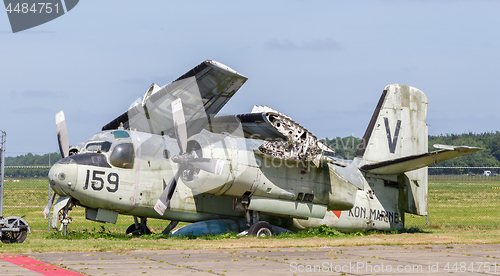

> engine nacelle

[{"left": 179, "top": 133, "right": 240, "bottom": 194}]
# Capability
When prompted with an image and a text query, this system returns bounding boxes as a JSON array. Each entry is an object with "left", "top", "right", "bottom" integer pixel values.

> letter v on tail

[{"left": 384, "top": 117, "right": 401, "bottom": 154}]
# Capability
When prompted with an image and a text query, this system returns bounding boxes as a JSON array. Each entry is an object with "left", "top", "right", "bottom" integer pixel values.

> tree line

[
  {"left": 427, "top": 132, "right": 500, "bottom": 174},
  {"left": 3, "top": 132, "right": 500, "bottom": 176},
  {"left": 323, "top": 132, "right": 500, "bottom": 175},
  {"left": 3, "top": 152, "right": 61, "bottom": 178}
]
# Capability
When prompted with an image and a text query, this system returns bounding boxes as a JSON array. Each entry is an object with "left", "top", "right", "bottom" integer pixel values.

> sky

[{"left": 1, "top": 1, "right": 499, "bottom": 156}]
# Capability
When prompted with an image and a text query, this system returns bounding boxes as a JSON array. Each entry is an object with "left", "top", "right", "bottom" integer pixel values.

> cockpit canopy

[
  {"left": 85, "top": 141, "right": 112, "bottom": 153},
  {"left": 82, "top": 130, "right": 135, "bottom": 169}
]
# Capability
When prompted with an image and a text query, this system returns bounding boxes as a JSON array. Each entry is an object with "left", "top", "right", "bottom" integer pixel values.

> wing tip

[
  {"left": 206, "top": 60, "right": 247, "bottom": 79},
  {"left": 433, "top": 144, "right": 484, "bottom": 152}
]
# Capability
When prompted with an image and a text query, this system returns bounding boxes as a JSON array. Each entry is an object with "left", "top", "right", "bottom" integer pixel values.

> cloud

[{"left": 265, "top": 38, "right": 342, "bottom": 52}]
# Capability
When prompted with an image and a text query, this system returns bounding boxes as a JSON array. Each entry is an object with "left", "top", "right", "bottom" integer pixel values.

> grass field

[
  {"left": 1, "top": 178, "right": 180, "bottom": 235},
  {"left": 0, "top": 178, "right": 499, "bottom": 253},
  {"left": 406, "top": 180, "right": 500, "bottom": 229}
]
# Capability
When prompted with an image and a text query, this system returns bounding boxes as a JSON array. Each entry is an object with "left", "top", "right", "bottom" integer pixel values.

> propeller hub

[
  {"left": 171, "top": 155, "right": 186, "bottom": 164},
  {"left": 171, "top": 150, "right": 199, "bottom": 164}
]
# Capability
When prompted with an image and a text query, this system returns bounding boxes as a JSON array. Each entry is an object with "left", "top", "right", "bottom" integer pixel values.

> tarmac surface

[{"left": 1, "top": 244, "right": 500, "bottom": 275}]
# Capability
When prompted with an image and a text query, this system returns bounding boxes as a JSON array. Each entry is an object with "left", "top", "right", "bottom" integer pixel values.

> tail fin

[
  {"left": 356, "top": 84, "right": 428, "bottom": 163},
  {"left": 357, "top": 84, "right": 429, "bottom": 216},
  {"left": 355, "top": 85, "right": 482, "bottom": 217}
]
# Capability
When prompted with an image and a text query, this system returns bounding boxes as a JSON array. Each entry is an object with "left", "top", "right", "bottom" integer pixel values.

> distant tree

[
  {"left": 322, "top": 136, "right": 362, "bottom": 160},
  {"left": 5, "top": 152, "right": 61, "bottom": 166},
  {"left": 322, "top": 132, "right": 500, "bottom": 174},
  {"left": 428, "top": 132, "right": 500, "bottom": 174},
  {"left": 4, "top": 152, "right": 61, "bottom": 178}
]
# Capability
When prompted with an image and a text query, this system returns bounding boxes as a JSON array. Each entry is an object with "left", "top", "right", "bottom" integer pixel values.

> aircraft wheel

[
  {"left": 248, "top": 221, "right": 275, "bottom": 237},
  {"left": 125, "top": 224, "right": 151, "bottom": 236},
  {"left": 1, "top": 219, "right": 28, "bottom": 244}
]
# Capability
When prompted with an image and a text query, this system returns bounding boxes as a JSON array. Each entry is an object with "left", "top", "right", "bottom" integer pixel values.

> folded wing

[{"left": 102, "top": 60, "right": 247, "bottom": 137}]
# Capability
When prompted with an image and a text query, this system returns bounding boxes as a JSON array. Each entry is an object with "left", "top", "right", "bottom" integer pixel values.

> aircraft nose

[{"left": 48, "top": 157, "right": 78, "bottom": 196}]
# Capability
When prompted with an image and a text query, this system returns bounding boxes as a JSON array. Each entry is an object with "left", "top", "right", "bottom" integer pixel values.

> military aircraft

[{"left": 44, "top": 60, "right": 482, "bottom": 236}]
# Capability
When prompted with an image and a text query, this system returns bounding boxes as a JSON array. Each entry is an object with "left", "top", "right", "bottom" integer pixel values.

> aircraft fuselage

[{"left": 49, "top": 129, "right": 406, "bottom": 232}]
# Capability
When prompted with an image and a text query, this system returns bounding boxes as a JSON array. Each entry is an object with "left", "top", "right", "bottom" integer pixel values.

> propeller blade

[
  {"left": 171, "top": 98, "right": 187, "bottom": 154},
  {"left": 55, "top": 111, "right": 69, "bottom": 158},
  {"left": 189, "top": 158, "right": 225, "bottom": 175},
  {"left": 154, "top": 169, "right": 181, "bottom": 216},
  {"left": 43, "top": 193, "right": 57, "bottom": 219}
]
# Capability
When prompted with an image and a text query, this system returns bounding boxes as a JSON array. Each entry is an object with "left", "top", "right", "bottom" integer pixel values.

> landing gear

[
  {"left": 162, "top": 220, "right": 178, "bottom": 234},
  {"left": 241, "top": 193, "right": 275, "bottom": 237},
  {"left": 58, "top": 204, "right": 73, "bottom": 235},
  {"left": 248, "top": 221, "right": 275, "bottom": 237},
  {"left": 50, "top": 196, "right": 74, "bottom": 235},
  {"left": 126, "top": 216, "right": 151, "bottom": 236}
]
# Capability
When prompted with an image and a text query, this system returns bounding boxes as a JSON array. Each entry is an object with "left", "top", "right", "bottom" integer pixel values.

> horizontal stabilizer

[{"left": 359, "top": 145, "right": 483, "bottom": 175}]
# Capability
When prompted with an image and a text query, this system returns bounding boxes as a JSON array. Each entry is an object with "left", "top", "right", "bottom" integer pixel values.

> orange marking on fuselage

[{"left": 329, "top": 210, "right": 342, "bottom": 218}]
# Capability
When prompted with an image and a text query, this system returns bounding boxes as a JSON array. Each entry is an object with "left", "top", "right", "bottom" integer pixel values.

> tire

[
  {"left": 1, "top": 218, "right": 28, "bottom": 244},
  {"left": 126, "top": 224, "right": 151, "bottom": 236},
  {"left": 248, "top": 221, "right": 275, "bottom": 237}
]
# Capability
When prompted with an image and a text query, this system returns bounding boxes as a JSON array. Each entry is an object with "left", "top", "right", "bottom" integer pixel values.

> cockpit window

[
  {"left": 113, "top": 131, "right": 130, "bottom": 139},
  {"left": 85, "top": 141, "right": 112, "bottom": 153},
  {"left": 110, "top": 143, "right": 135, "bottom": 169}
]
